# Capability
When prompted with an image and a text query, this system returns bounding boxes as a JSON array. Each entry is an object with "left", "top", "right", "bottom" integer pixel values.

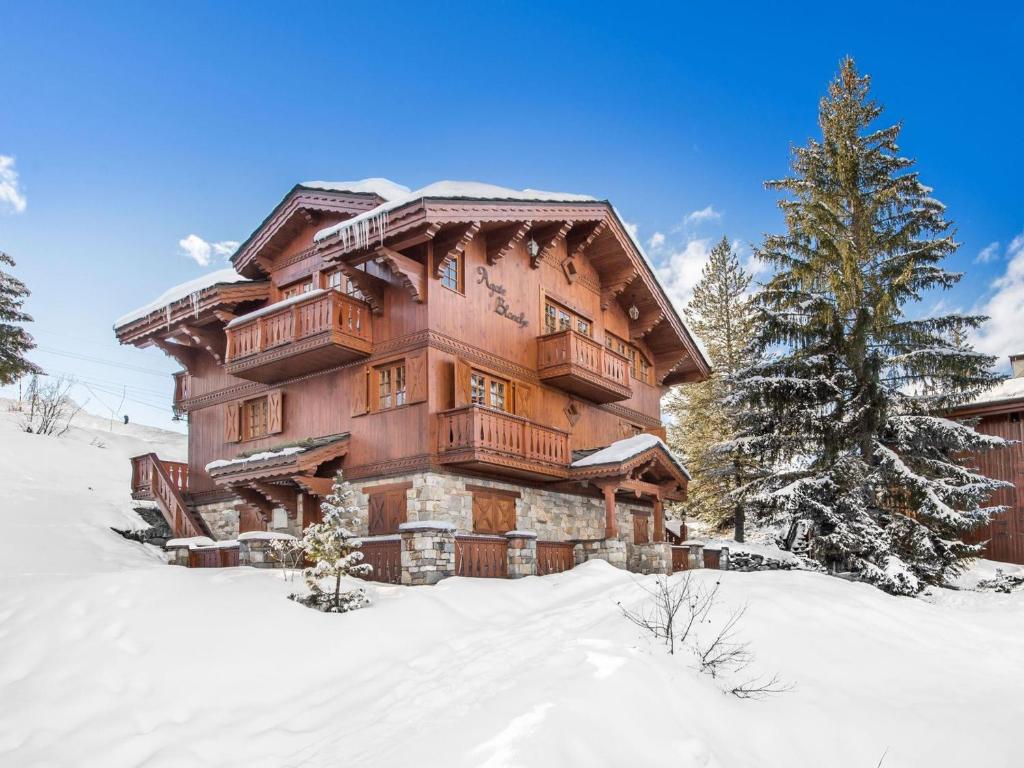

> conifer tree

[
  {"left": 292, "top": 472, "right": 371, "bottom": 612},
  {"left": 733, "top": 58, "right": 1007, "bottom": 594},
  {"left": 0, "top": 251, "right": 40, "bottom": 385},
  {"left": 666, "top": 237, "right": 758, "bottom": 540}
]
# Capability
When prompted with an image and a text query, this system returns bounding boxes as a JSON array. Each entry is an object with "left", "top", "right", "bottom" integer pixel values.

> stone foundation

[
  {"left": 399, "top": 521, "right": 456, "bottom": 585},
  {"left": 505, "top": 531, "right": 538, "bottom": 578},
  {"left": 195, "top": 500, "right": 241, "bottom": 540},
  {"left": 628, "top": 541, "right": 672, "bottom": 575},
  {"left": 165, "top": 543, "right": 191, "bottom": 566},
  {"left": 574, "top": 538, "right": 628, "bottom": 569}
]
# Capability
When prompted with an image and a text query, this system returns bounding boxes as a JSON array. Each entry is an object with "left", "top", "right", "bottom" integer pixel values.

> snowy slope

[{"left": 1, "top": 405, "right": 1022, "bottom": 768}]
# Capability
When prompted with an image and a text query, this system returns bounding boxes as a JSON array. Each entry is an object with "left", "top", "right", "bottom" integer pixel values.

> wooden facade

[
  {"left": 117, "top": 181, "right": 709, "bottom": 545},
  {"left": 950, "top": 376, "right": 1024, "bottom": 565}
]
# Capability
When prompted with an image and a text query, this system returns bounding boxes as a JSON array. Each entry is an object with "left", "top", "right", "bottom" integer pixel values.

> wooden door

[
  {"left": 472, "top": 491, "right": 516, "bottom": 534},
  {"left": 633, "top": 513, "right": 650, "bottom": 544},
  {"left": 368, "top": 488, "right": 408, "bottom": 535}
]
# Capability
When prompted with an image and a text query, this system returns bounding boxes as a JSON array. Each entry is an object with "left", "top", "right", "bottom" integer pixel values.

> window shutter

[
  {"left": 406, "top": 348, "right": 428, "bottom": 404},
  {"left": 513, "top": 381, "right": 534, "bottom": 420},
  {"left": 368, "top": 494, "right": 386, "bottom": 535},
  {"left": 352, "top": 365, "right": 369, "bottom": 416},
  {"left": 225, "top": 400, "right": 240, "bottom": 442},
  {"left": 454, "top": 358, "right": 472, "bottom": 408},
  {"left": 267, "top": 390, "right": 284, "bottom": 434}
]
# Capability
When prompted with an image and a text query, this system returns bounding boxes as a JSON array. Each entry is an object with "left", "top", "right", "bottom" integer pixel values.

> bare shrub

[
  {"left": 620, "top": 573, "right": 791, "bottom": 699},
  {"left": 20, "top": 375, "right": 84, "bottom": 436}
]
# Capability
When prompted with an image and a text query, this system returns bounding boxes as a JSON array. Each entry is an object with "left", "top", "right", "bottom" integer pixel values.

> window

[
  {"left": 604, "top": 333, "right": 628, "bottom": 358},
  {"left": 471, "top": 369, "right": 510, "bottom": 411},
  {"left": 375, "top": 361, "right": 406, "bottom": 410},
  {"left": 281, "top": 279, "right": 313, "bottom": 299},
  {"left": 543, "top": 298, "right": 590, "bottom": 336},
  {"left": 242, "top": 396, "right": 269, "bottom": 440},
  {"left": 326, "top": 270, "right": 343, "bottom": 289},
  {"left": 440, "top": 253, "right": 462, "bottom": 292}
]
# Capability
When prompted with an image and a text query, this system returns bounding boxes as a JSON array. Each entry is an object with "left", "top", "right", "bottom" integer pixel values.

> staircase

[{"left": 129, "top": 453, "right": 211, "bottom": 539}]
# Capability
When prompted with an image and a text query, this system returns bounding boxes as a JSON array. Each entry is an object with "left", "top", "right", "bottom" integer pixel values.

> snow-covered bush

[{"left": 286, "top": 472, "right": 371, "bottom": 613}]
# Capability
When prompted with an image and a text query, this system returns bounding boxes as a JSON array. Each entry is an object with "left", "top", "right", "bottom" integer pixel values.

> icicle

[
  {"left": 164, "top": 305, "right": 172, "bottom": 330},
  {"left": 190, "top": 290, "right": 201, "bottom": 318}
]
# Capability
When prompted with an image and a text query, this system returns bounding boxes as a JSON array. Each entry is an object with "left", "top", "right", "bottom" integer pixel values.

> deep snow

[{"left": 1, "top": 401, "right": 1022, "bottom": 768}]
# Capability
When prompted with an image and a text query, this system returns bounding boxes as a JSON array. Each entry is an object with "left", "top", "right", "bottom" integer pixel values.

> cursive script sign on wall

[{"left": 477, "top": 266, "right": 528, "bottom": 329}]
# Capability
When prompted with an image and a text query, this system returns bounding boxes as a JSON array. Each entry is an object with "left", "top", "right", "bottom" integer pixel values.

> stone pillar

[
  {"left": 505, "top": 530, "right": 537, "bottom": 578},
  {"left": 164, "top": 543, "right": 191, "bottom": 566},
  {"left": 687, "top": 542, "right": 705, "bottom": 570},
  {"left": 399, "top": 521, "right": 456, "bottom": 585},
  {"left": 631, "top": 542, "right": 672, "bottom": 575},
  {"left": 574, "top": 538, "right": 628, "bottom": 569},
  {"left": 719, "top": 546, "right": 730, "bottom": 570},
  {"left": 652, "top": 497, "right": 665, "bottom": 543}
]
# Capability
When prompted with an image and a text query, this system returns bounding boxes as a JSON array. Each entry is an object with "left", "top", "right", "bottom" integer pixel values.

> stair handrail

[{"left": 144, "top": 452, "right": 211, "bottom": 539}]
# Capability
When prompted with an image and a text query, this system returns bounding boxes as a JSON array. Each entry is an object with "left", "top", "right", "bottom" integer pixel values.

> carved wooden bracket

[
  {"left": 654, "top": 347, "right": 691, "bottom": 384},
  {"left": 337, "top": 261, "right": 388, "bottom": 315},
  {"left": 486, "top": 221, "right": 531, "bottom": 265},
  {"left": 152, "top": 338, "right": 199, "bottom": 370},
  {"left": 566, "top": 220, "right": 607, "bottom": 261},
  {"left": 598, "top": 266, "right": 638, "bottom": 310},
  {"left": 212, "top": 309, "right": 237, "bottom": 325},
  {"left": 529, "top": 221, "right": 572, "bottom": 269},
  {"left": 180, "top": 323, "right": 226, "bottom": 365},
  {"left": 385, "top": 222, "right": 442, "bottom": 254},
  {"left": 376, "top": 246, "right": 425, "bottom": 303},
  {"left": 232, "top": 485, "right": 275, "bottom": 522},
  {"left": 294, "top": 474, "right": 335, "bottom": 497},
  {"left": 253, "top": 481, "right": 299, "bottom": 519},
  {"left": 628, "top": 307, "right": 665, "bottom": 341},
  {"left": 433, "top": 221, "right": 481, "bottom": 279}
]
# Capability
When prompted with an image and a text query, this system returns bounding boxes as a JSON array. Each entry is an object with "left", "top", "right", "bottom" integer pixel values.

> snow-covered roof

[
  {"left": 299, "top": 178, "right": 412, "bottom": 200},
  {"left": 165, "top": 536, "right": 215, "bottom": 548},
  {"left": 224, "top": 288, "right": 326, "bottom": 329},
  {"left": 114, "top": 268, "right": 251, "bottom": 328},
  {"left": 571, "top": 433, "right": 691, "bottom": 479},
  {"left": 237, "top": 531, "right": 298, "bottom": 542},
  {"left": 205, "top": 446, "right": 306, "bottom": 472},
  {"left": 313, "top": 179, "right": 596, "bottom": 244},
  {"left": 967, "top": 376, "right": 1024, "bottom": 407}
]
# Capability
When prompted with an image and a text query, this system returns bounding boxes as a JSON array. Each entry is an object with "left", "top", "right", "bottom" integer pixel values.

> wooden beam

[
  {"left": 599, "top": 265, "right": 638, "bottom": 310},
  {"left": 152, "top": 338, "right": 199, "bottom": 370},
  {"left": 232, "top": 485, "right": 274, "bottom": 522},
  {"left": 212, "top": 309, "right": 237, "bottom": 324},
  {"left": 376, "top": 246, "right": 425, "bottom": 303},
  {"left": 253, "top": 482, "right": 298, "bottom": 519},
  {"left": 529, "top": 221, "right": 572, "bottom": 269},
  {"left": 566, "top": 220, "right": 607, "bottom": 261},
  {"left": 653, "top": 497, "right": 665, "bottom": 543},
  {"left": 628, "top": 307, "right": 665, "bottom": 341},
  {"left": 294, "top": 474, "right": 335, "bottom": 497},
  {"left": 384, "top": 222, "right": 442, "bottom": 254},
  {"left": 337, "top": 261, "right": 388, "bottom": 315},
  {"left": 601, "top": 483, "right": 619, "bottom": 538},
  {"left": 486, "top": 222, "right": 531, "bottom": 265},
  {"left": 433, "top": 221, "right": 481, "bottom": 279},
  {"left": 180, "top": 323, "right": 225, "bottom": 365}
]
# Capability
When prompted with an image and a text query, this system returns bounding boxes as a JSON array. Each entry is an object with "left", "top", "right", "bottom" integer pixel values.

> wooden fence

[
  {"left": 358, "top": 539, "right": 402, "bottom": 584},
  {"left": 188, "top": 546, "right": 239, "bottom": 568},
  {"left": 536, "top": 541, "right": 575, "bottom": 575},
  {"left": 455, "top": 535, "right": 508, "bottom": 578}
]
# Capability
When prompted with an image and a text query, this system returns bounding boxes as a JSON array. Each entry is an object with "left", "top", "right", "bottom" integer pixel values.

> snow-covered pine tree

[
  {"left": 0, "top": 251, "right": 40, "bottom": 385},
  {"left": 292, "top": 472, "right": 371, "bottom": 612},
  {"left": 733, "top": 58, "right": 1008, "bottom": 595},
  {"left": 666, "top": 237, "right": 759, "bottom": 541}
]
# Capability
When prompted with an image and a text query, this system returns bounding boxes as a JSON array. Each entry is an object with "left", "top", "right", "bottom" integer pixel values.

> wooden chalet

[
  {"left": 950, "top": 354, "right": 1024, "bottom": 565},
  {"left": 116, "top": 179, "right": 710, "bottom": 580}
]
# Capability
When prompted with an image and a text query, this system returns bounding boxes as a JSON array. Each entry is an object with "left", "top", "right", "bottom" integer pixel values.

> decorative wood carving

[
  {"left": 253, "top": 481, "right": 298, "bottom": 519},
  {"left": 294, "top": 474, "right": 334, "bottom": 497},
  {"left": 232, "top": 485, "right": 274, "bottom": 522},
  {"left": 530, "top": 221, "right": 572, "bottom": 269},
  {"left": 180, "top": 324, "right": 225, "bottom": 364},
  {"left": 376, "top": 246, "right": 425, "bottom": 303},
  {"left": 567, "top": 220, "right": 607, "bottom": 261},
  {"left": 152, "top": 338, "right": 199, "bottom": 370},
  {"left": 213, "top": 310, "right": 237, "bottom": 324},
  {"left": 337, "top": 261, "right": 387, "bottom": 314},
  {"left": 599, "top": 266, "right": 638, "bottom": 310},
  {"left": 486, "top": 222, "right": 531, "bottom": 265},
  {"left": 433, "top": 221, "right": 481, "bottom": 279},
  {"left": 629, "top": 307, "right": 665, "bottom": 341}
]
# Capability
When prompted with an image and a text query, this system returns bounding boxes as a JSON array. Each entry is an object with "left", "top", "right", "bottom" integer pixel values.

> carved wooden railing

[
  {"left": 357, "top": 538, "right": 402, "bottom": 584},
  {"left": 225, "top": 290, "right": 372, "bottom": 363},
  {"left": 536, "top": 541, "right": 575, "bottom": 575},
  {"left": 437, "top": 406, "right": 569, "bottom": 469},
  {"left": 455, "top": 534, "right": 508, "bottom": 578},
  {"left": 130, "top": 453, "right": 206, "bottom": 539},
  {"left": 537, "top": 329, "right": 631, "bottom": 389}
]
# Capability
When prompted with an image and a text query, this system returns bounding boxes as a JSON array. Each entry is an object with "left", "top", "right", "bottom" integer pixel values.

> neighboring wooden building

[
  {"left": 950, "top": 354, "right": 1024, "bottom": 565},
  {"left": 116, "top": 179, "right": 710, "bottom": 579}
]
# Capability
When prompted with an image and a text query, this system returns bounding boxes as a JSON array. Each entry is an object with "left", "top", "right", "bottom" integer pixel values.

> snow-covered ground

[{"left": 1, "top": 402, "right": 1022, "bottom": 768}]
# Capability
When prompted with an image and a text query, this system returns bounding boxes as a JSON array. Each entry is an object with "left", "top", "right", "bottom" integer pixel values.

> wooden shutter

[
  {"left": 368, "top": 489, "right": 408, "bottom": 535},
  {"left": 633, "top": 513, "right": 650, "bottom": 544},
  {"left": 267, "top": 390, "right": 284, "bottom": 434},
  {"left": 225, "top": 400, "right": 240, "bottom": 442},
  {"left": 454, "top": 358, "right": 472, "bottom": 408},
  {"left": 352, "top": 365, "right": 369, "bottom": 416},
  {"left": 368, "top": 494, "right": 387, "bottom": 535},
  {"left": 472, "top": 490, "right": 517, "bottom": 534},
  {"left": 513, "top": 381, "right": 534, "bottom": 420},
  {"left": 406, "top": 348, "right": 428, "bottom": 404}
]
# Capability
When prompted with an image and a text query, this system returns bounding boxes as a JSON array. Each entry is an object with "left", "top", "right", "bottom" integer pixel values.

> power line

[{"left": 33, "top": 346, "right": 170, "bottom": 377}]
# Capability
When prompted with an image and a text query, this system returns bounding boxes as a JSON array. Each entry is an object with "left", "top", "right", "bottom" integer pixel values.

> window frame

[
  {"left": 440, "top": 252, "right": 463, "bottom": 293},
  {"left": 542, "top": 297, "right": 591, "bottom": 337},
  {"left": 374, "top": 360, "right": 408, "bottom": 412},
  {"left": 241, "top": 395, "right": 270, "bottom": 441},
  {"left": 470, "top": 368, "right": 511, "bottom": 412},
  {"left": 279, "top": 278, "right": 313, "bottom": 300}
]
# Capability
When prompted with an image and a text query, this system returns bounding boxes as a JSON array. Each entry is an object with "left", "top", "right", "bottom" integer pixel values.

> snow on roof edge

[
  {"left": 298, "top": 178, "right": 412, "bottom": 200},
  {"left": 114, "top": 268, "right": 251, "bottom": 329},
  {"left": 571, "top": 433, "right": 691, "bottom": 479},
  {"left": 963, "top": 376, "right": 1024, "bottom": 407}
]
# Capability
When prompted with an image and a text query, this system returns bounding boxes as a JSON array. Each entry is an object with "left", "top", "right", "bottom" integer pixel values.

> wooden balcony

[
  {"left": 130, "top": 454, "right": 189, "bottom": 501},
  {"left": 130, "top": 453, "right": 209, "bottom": 539},
  {"left": 224, "top": 290, "right": 372, "bottom": 384},
  {"left": 537, "top": 329, "right": 632, "bottom": 403},
  {"left": 437, "top": 405, "right": 570, "bottom": 480}
]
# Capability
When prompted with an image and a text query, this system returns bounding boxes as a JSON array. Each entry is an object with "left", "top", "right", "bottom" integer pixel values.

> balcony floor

[
  {"left": 225, "top": 331, "right": 371, "bottom": 384},
  {"left": 538, "top": 364, "right": 633, "bottom": 403}
]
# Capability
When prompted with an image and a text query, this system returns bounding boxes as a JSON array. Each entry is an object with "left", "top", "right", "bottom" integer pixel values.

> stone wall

[
  {"left": 627, "top": 542, "right": 672, "bottom": 575},
  {"left": 399, "top": 522, "right": 455, "bottom": 585},
  {"left": 195, "top": 500, "right": 240, "bottom": 541},
  {"left": 505, "top": 531, "right": 537, "bottom": 578},
  {"left": 574, "top": 538, "right": 628, "bottom": 569}
]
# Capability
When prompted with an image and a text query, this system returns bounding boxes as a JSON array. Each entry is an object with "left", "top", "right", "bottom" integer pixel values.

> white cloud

[
  {"left": 655, "top": 237, "right": 714, "bottom": 314},
  {"left": 971, "top": 233, "right": 1024, "bottom": 360},
  {"left": 0, "top": 155, "right": 27, "bottom": 214},
  {"left": 648, "top": 231, "right": 665, "bottom": 250},
  {"left": 622, "top": 220, "right": 639, "bottom": 241},
  {"left": 975, "top": 241, "right": 1000, "bottom": 264},
  {"left": 683, "top": 205, "right": 721, "bottom": 226},
  {"left": 178, "top": 234, "right": 239, "bottom": 266}
]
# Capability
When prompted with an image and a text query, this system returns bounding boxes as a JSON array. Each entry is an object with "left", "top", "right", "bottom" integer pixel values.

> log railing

[
  {"left": 357, "top": 538, "right": 402, "bottom": 584},
  {"left": 437, "top": 406, "right": 569, "bottom": 469},
  {"left": 536, "top": 541, "right": 575, "bottom": 575},
  {"left": 130, "top": 453, "right": 206, "bottom": 539},
  {"left": 225, "top": 290, "right": 372, "bottom": 363},
  {"left": 537, "top": 329, "right": 631, "bottom": 388},
  {"left": 455, "top": 534, "right": 508, "bottom": 578}
]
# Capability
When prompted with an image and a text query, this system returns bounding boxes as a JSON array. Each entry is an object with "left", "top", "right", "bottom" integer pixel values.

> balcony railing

[
  {"left": 172, "top": 371, "right": 190, "bottom": 415},
  {"left": 130, "top": 454, "right": 189, "bottom": 500},
  {"left": 537, "top": 329, "right": 632, "bottom": 403},
  {"left": 224, "top": 290, "right": 372, "bottom": 383},
  {"left": 437, "top": 405, "right": 570, "bottom": 479}
]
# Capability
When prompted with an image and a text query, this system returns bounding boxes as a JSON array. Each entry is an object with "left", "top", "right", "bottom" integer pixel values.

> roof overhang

[
  {"left": 206, "top": 434, "right": 351, "bottom": 485},
  {"left": 572, "top": 442, "right": 690, "bottom": 500}
]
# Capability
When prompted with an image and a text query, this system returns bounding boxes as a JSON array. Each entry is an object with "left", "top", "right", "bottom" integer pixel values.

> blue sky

[{"left": 1, "top": 1, "right": 1022, "bottom": 430}]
